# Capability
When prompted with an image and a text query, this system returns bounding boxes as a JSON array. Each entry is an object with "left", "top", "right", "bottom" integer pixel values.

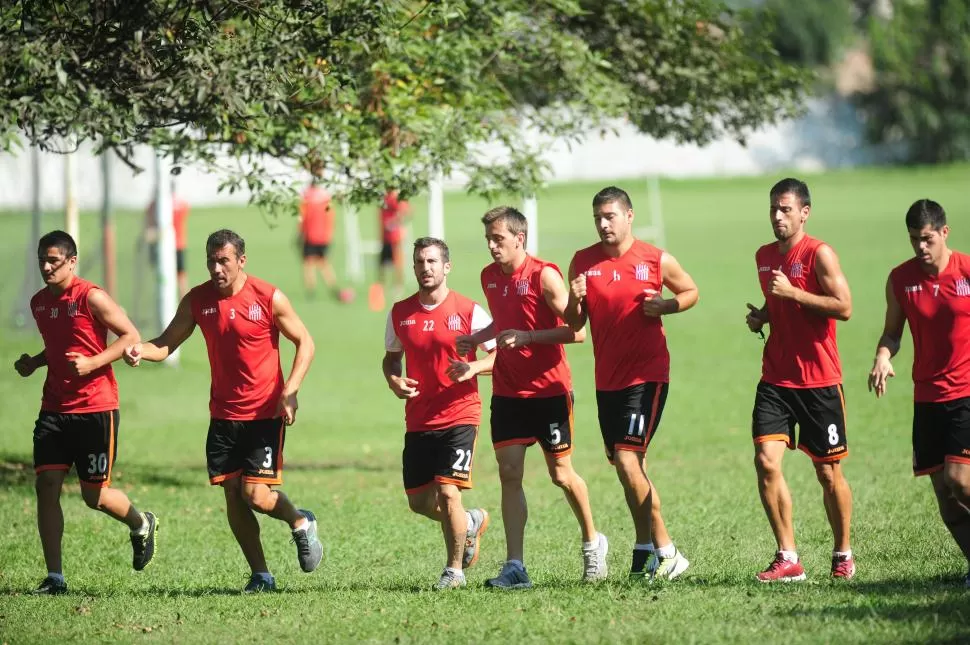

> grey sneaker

[
  {"left": 292, "top": 509, "right": 323, "bottom": 573},
  {"left": 435, "top": 569, "right": 467, "bottom": 590},
  {"left": 582, "top": 532, "right": 609, "bottom": 582},
  {"left": 629, "top": 549, "right": 659, "bottom": 579},
  {"left": 463, "top": 508, "right": 489, "bottom": 569},
  {"left": 485, "top": 561, "right": 533, "bottom": 589},
  {"left": 243, "top": 573, "right": 277, "bottom": 594},
  {"left": 651, "top": 549, "right": 689, "bottom": 581},
  {"left": 131, "top": 512, "right": 158, "bottom": 571},
  {"left": 32, "top": 576, "right": 67, "bottom": 595}
]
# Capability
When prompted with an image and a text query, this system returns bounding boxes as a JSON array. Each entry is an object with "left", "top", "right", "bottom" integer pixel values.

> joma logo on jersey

[
  {"left": 248, "top": 304, "right": 262, "bottom": 321},
  {"left": 202, "top": 307, "right": 217, "bottom": 316},
  {"left": 446, "top": 314, "right": 462, "bottom": 331},
  {"left": 34, "top": 305, "right": 46, "bottom": 312},
  {"left": 904, "top": 285, "right": 922, "bottom": 294},
  {"left": 515, "top": 279, "right": 529, "bottom": 296},
  {"left": 585, "top": 269, "right": 602, "bottom": 277},
  {"left": 956, "top": 278, "right": 970, "bottom": 297},
  {"left": 67, "top": 301, "right": 79, "bottom": 317},
  {"left": 399, "top": 319, "right": 416, "bottom": 327},
  {"left": 634, "top": 263, "right": 649, "bottom": 281},
  {"left": 486, "top": 282, "right": 497, "bottom": 289},
  {"left": 758, "top": 266, "right": 771, "bottom": 272},
  {"left": 789, "top": 262, "right": 804, "bottom": 278}
]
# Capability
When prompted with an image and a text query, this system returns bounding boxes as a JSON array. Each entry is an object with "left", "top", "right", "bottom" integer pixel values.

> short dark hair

[
  {"left": 413, "top": 237, "right": 450, "bottom": 263},
  {"left": 593, "top": 186, "right": 633, "bottom": 211},
  {"left": 769, "top": 178, "right": 811, "bottom": 208},
  {"left": 38, "top": 230, "right": 77, "bottom": 258},
  {"left": 481, "top": 206, "right": 528, "bottom": 244},
  {"left": 206, "top": 229, "right": 246, "bottom": 257},
  {"left": 905, "top": 199, "right": 946, "bottom": 231}
]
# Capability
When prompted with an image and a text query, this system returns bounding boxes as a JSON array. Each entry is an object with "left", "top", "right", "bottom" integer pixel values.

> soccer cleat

[
  {"left": 434, "top": 569, "right": 467, "bottom": 590},
  {"left": 485, "top": 561, "right": 533, "bottom": 589},
  {"left": 292, "top": 509, "right": 324, "bottom": 573},
  {"left": 582, "top": 533, "right": 609, "bottom": 582},
  {"left": 756, "top": 552, "right": 806, "bottom": 583},
  {"left": 462, "top": 508, "right": 489, "bottom": 569},
  {"left": 651, "top": 549, "right": 690, "bottom": 582},
  {"left": 629, "top": 549, "right": 659, "bottom": 578},
  {"left": 131, "top": 512, "right": 159, "bottom": 571},
  {"left": 243, "top": 573, "right": 277, "bottom": 594},
  {"left": 831, "top": 554, "right": 856, "bottom": 579},
  {"left": 32, "top": 576, "right": 68, "bottom": 595}
]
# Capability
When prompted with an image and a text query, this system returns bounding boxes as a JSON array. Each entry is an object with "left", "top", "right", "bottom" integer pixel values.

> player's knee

[
  {"left": 80, "top": 487, "right": 105, "bottom": 510},
  {"left": 34, "top": 474, "right": 62, "bottom": 498},
  {"left": 943, "top": 468, "right": 970, "bottom": 501},
  {"left": 548, "top": 464, "right": 574, "bottom": 490},
  {"left": 242, "top": 483, "right": 273, "bottom": 512},
  {"left": 497, "top": 461, "right": 525, "bottom": 486},
  {"left": 754, "top": 451, "right": 781, "bottom": 476},
  {"left": 813, "top": 463, "right": 839, "bottom": 491},
  {"left": 436, "top": 484, "right": 462, "bottom": 507},
  {"left": 407, "top": 494, "right": 429, "bottom": 515},
  {"left": 613, "top": 453, "right": 645, "bottom": 485}
]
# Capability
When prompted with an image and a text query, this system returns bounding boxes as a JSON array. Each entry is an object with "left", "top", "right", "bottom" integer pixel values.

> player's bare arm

[
  {"left": 563, "top": 259, "right": 589, "bottom": 332},
  {"left": 868, "top": 276, "right": 906, "bottom": 398},
  {"left": 643, "top": 252, "right": 699, "bottom": 317},
  {"left": 769, "top": 245, "right": 852, "bottom": 320},
  {"left": 382, "top": 350, "right": 420, "bottom": 399},
  {"left": 456, "top": 322, "right": 496, "bottom": 355},
  {"left": 745, "top": 300, "right": 769, "bottom": 333},
  {"left": 534, "top": 265, "right": 585, "bottom": 344},
  {"left": 125, "top": 294, "right": 196, "bottom": 365},
  {"left": 273, "top": 289, "right": 316, "bottom": 425},
  {"left": 66, "top": 289, "right": 141, "bottom": 377},
  {"left": 14, "top": 350, "right": 47, "bottom": 377},
  {"left": 446, "top": 348, "right": 497, "bottom": 383}
]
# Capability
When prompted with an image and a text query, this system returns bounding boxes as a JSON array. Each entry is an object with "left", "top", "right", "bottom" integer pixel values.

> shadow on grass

[{"left": 0, "top": 455, "right": 33, "bottom": 486}]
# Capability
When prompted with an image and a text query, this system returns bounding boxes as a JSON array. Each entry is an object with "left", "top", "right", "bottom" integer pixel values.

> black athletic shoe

[
  {"left": 131, "top": 512, "right": 158, "bottom": 571},
  {"left": 32, "top": 576, "right": 68, "bottom": 595}
]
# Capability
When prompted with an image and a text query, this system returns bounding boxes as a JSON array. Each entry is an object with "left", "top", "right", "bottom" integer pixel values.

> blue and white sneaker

[
  {"left": 435, "top": 569, "right": 467, "bottom": 590},
  {"left": 243, "top": 572, "right": 276, "bottom": 594},
  {"left": 485, "top": 561, "right": 533, "bottom": 589},
  {"left": 463, "top": 508, "right": 489, "bottom": 569}
]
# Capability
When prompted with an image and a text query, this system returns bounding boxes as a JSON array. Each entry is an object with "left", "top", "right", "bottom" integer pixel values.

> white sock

[
  {"left": 130, "top": 513, "right": 149, "bottom": 536},
  {"left": 657, "top": 543, "right": 676, "bottom": 559},
  {"left": 779, "top": 550, "right": 798, "bottom": 563},
  {"left": 445, "top": 567, "right": 464, "bottom": 578},
  {"left": 634, "top": 542, "right": 655, "bottom": 552},
  {"left": 465, "top": 511, "right": 474, "bottom": 529},
  {"left": 507, "top": 559, "right": 525, "bottom": 570},
  {"left": 292, "top": 517, "right": 309, "bottom": 532},
  {"left": 834, "top": 550, "right": 852, "bottom": 559},
  {"left": 582, "top": 540, "right": 597, "bottom": 551},
  {"left": 47, "top": 572, "right": 65, "bottom": 583}
]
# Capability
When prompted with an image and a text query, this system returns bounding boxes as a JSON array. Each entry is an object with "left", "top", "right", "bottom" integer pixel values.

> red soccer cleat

[
  {"left": 831, "top": 553, "right": 856, "bottom": 579},
  {"left": 756, "top": 552, "right": 806, "bottom": 582}
]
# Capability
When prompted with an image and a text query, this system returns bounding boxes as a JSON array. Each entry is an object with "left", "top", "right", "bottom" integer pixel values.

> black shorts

[
  {"left": 752, "top": 381, "right": 847, "bottom": 462},
  {"left": 303, "top": 242, "right": 329, "bottom": 259},
  {"left": 402, "top": 425, "right": 478, "bottom": 493},
  {"left": 379, "top": 241, "right": 396, "bottom": 265},
  {"left": 176, "top": 249, "right": 186, "bottom": 273},
  {"left": 33, "top": 410, "right": 120, "bottom": 488},
  {"left": 596, "top": 383, "right": 669, "bottom": 463},
  {"left": 206, "top": 417, "right": 286, "bottom": 485},
  {"left": 490, "top": 394, "right": 573, "bottom": 458},
  {"left": 912, "top": 397, "right": 970, "bottom": 476}
]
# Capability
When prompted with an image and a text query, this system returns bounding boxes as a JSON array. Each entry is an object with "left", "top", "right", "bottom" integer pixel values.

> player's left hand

[
  {"left": 278, "top": 391, "right": 299, "bottom": 425},
  {"left": 641, "top": 290, "right": 670, "bottom": 317},
  {"left": 768, "top": 270, "right": 796, "bottom": 299},
  {"left": 497, "top": 329, "right": 531, "bottom": 349},
  {"left": 446, "top": 358, "right": 475, "bottom": 383},
  {"left": 65, "top": 352, "right": 98, "bottom": 377},
  {"left": 14, "top": 353, "right": 36, "bottom": 377}
]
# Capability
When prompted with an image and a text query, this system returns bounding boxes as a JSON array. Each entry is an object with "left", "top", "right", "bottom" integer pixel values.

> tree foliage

[
  {"left": 0, "top": 1, "right": 806, "bottom": 209},
  {"left": 854, "top": 0, "right": 970, "bottom": 163}
]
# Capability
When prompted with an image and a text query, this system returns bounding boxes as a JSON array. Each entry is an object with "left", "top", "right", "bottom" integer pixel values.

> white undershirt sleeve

[
  {"left": 384, "top": 311, "right": 403, "bottom": 352},
  {"left": 471, "top": 303, "right": 496, "bottom": 352}
]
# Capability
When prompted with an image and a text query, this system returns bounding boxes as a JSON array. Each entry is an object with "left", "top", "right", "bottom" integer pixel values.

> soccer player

[
  {"left": 868, "top": 199, "right": 970, "bottom": 587},
  {"left": 15, "top": 230, "right": 158, "bottom": 595},
  {"left": 745, "top": 178, "right": 855, "bottom": 582},
  {"left": 382, "top": 237, "right": 496, "bottom": 589},
  {"left": 565, "top": 186, "right": 697, "bottom": 581},
  {"left": 369, "top": 190, "right": 410, "bottom": 311},
  {"left": 123, "top": 229, "right": 322, "bottom": 593},
  {"left": 299, "top": 180, "right": 339, "bottom": 299},
  {"left": 457, "top": 206, "right": 608, "bottom": 589}
]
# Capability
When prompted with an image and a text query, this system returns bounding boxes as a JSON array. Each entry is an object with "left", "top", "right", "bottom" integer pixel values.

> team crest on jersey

[
  {"left": 446, "top": 314, "right": 462, "bottom": 331},
  {"left": 634, "top": 263, "right": 649, "bottom": 281},
  {"left": 67, "top": 301, "right": 79, "bottom": 317},
  {"left": 790, "top": 262, "right": 804, "bottom": 278},
  {"left": 515, "top": 279, "right": 529, "bottom": 296},
  {"left": 957, "top": 278, "right": 970, "bottom": 297},
  {"left": 248, "top": 304, "right": 262, "bottom": 321}
]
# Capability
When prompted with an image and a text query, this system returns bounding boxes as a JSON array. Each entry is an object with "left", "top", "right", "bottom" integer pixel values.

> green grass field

[{"left": 1, "top": 165, "right": 969, "bottom": 644}]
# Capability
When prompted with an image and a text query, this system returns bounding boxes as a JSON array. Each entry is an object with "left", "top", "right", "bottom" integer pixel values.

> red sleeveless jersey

[
  {"left": 30, "top": 277, "right": 119, "bottom": 413},
  {"left": 190, "top": 275, "right": 284, "bottom": 420},
  {"left": 390, "top": 291, "right": 483, "bottom": 432},
  {"left": 756, "top": 236, "right": 842, "bottom": 388},
  {"left": 571, "top": 240, "right": 669, "bottom": 390},
  {"left": 481, "top": 256, "right": 571, "bottom": 398},
  {"left": 300, "top": 186, "right": 334, "bottom": 245},
  {"left": 890, "top": 251, "right": 970, "bottom": 403}
]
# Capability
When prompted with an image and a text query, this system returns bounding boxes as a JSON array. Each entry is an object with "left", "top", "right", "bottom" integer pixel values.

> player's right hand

[
  {"left": 455, "top": 335, "right": 475, "bottom": 356},
  {"left": 569, "top": 274, "right": 587, "bottom": 300},
  {"left": 868, "top": 356, "right": 895, "bottom": 398},
  {"left": 745, "top": 303, "right": 767, "bottom": 332},
  {"left": 123, "top": 343, "right": 143, "bottom": 367},
  {"left": 389, "top": 375, "right": 420, "bottom": 399},
  {"left": 14, "top": 353, "right": 35, "bottom": 377}
]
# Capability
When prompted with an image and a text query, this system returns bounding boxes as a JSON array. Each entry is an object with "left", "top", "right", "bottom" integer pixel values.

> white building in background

[{"left": 0, "top": 96, "right": 890, "bottom": 211}]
